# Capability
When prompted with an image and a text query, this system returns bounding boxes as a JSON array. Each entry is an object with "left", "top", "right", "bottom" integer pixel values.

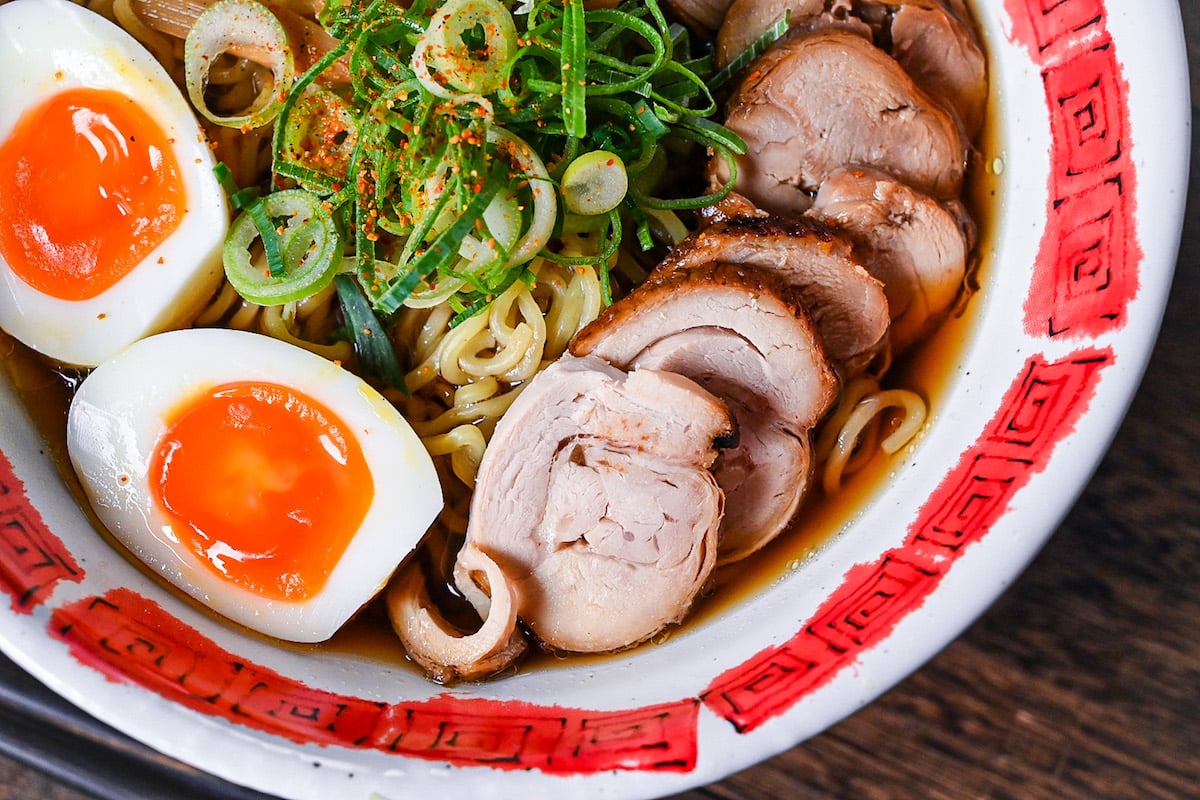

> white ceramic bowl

[{"left": 0, "top": 1, "right": 1189, "bottom": 798}]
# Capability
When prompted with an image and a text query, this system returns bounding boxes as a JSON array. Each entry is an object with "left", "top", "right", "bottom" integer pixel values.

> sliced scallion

[
  {"left": 561, "top": 150, "right": 628, "bottom": 215},
  {"left": 184, "top": 0, "right": 295, "bottom": 129},
  {"left": 224, "top": 190, "right": 342, "bottom": 305},
  {"left": 710, "top": 10, "right": 792, "bottom": 90}
]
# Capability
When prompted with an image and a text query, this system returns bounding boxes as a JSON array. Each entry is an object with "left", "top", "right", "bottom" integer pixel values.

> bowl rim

[{"left": 0, "top": 0, "right": 1190, "bottom": 798}]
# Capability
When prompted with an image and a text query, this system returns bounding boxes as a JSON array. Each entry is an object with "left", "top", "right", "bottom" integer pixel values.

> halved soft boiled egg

[
  {"left": 0, "top": 0, "right": 227, "bottom": 367},
  {"left": 67, "top": 329, "right": 443, "bottom": 643}
]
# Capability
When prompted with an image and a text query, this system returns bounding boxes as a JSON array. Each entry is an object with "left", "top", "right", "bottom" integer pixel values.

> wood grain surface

[{"left": 0, "top": 2, "right": 1196, "bottom": 799}]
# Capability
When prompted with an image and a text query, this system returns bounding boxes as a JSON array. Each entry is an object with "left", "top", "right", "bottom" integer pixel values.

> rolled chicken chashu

[
  {"left": 459, "top": 354, "right": 736, "bottom": 654},
  {"left": 572, "top": 262, "right": 839, "bottom": 566},
  {"left": 808, "top": 165, "right": 971, "bottom": 354},
  {"left": 714, "top": 0, "right": 986, "bottom": 137}
]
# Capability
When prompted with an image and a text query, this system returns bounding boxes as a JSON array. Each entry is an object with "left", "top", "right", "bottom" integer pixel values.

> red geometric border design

[
  {"left": 701, "top": 349, "right": 1112, "bottom": 732},
  {"left": 48, "top": 587, "right": 699, "bottom": 774},
  {"left": 0, "top": 449, "right": 83, "bottom": 612},
  {"left": 1006, "top": 0, "right": 1142, "bottom": 336}
]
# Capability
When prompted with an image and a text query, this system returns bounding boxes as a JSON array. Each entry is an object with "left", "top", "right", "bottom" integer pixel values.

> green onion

[
  {"left": 278, "top": 90, "right": 359, "bottom": 190},
  {"left": 370, "top": 159, "right": 508, "bottom": 314},
  {"left": 413, "top": 0, "right": 518, "bottom": 97},
  {"left": 184, "top": 0, "right": 295, "bottom": 129},
  {"left": 212, "top": 162, "right": 260, "bottom": 210},
  {"left": 561, "top": 0, "right": 587, "bottom": 138},
  {"left": 223, "top": 190, "right": 342, "bottom": 305},
  {"left": 246, "top": 200, "right": 286, "bottom": 278},
  {"left": 219, "top": 0, "right": 748, "bottom": 325},
  {"left": 562, "top": 150, "right": 628, "bottom": 215},
  {"left": 333, "top": 273, "right": 407, "bottom": 391}
]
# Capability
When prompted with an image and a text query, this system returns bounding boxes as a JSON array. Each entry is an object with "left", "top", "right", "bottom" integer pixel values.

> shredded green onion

[
  {"left": 212, "top": 162, "right": 260, "bottom": 210},
  {"left": 560, "top": 0, "right": 587, "bottom": 138},
  {"left": 214, "top": 0, "right": 744, "bottom": 327},
  {"left": 246, "top": 200, "right": 286, "bottom": 278}
]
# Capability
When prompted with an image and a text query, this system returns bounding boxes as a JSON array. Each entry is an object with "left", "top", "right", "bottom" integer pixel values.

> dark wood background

[{"left": 0, "top": 2, "right": 1195, "bottom": 799}]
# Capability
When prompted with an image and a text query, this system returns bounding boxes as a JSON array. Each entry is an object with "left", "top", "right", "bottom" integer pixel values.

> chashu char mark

[{"left": 658, "top": 214, "right": 890, "bottom": 376}]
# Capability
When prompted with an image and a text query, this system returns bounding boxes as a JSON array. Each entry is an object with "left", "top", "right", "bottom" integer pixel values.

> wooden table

[{"left": 0, "top": 3, "right": 1196, "bottom": 799}]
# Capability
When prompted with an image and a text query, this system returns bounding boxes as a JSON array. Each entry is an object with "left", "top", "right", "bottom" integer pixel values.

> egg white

[
  {"left": 66, "top": 328, "right": 444, "bottom": 643},
  {"left": 0, "top": 0, "right": 228, "bottom": 367}
]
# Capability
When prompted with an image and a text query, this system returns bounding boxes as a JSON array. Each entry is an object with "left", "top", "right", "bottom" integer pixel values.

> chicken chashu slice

[
  {"left": 715, "top": 0, "right": 868, "bottom": 68},
  {"left": 572, "top": 262, "right": 839, "bottom": 565},
  {"left": 463, "top": 355, "right": 734, "bottom": 654},
  {"left": 663, "top": 0, "right": 738, "bottom": 36},
  {"left": 808, "top": 165, "right": 971, "bottom": 354},
  {"left": 886, "top": 0, "right": 988, "bottom": 136},
  {"left": 715, "top": 0, "right": 986, "bottom": 136},
  {"left": 657, "top": 215, "right": 890, "bottom": 376},
  {"left": 713, "top": 29, "right": 968, "bottom": 217}
]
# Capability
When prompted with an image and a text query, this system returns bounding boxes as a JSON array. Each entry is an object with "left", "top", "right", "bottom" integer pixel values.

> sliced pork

[
  {"left": 463, "top": 355, "right": 733, "bottom": 654},
  {"left": 657, "top": 215, "right": 890, "bottom": 376},
  {"left": 808, "top": 165, "right": 969, "bottom": 353},
  {"left": 632, "top": 327, "right": 815, "bottom": 564},
  {"left": 714, "top": 30, "right": 968, "bottom": 216},
  {"left": 571, "top": 262, "right": 839, "bottom": 564}
]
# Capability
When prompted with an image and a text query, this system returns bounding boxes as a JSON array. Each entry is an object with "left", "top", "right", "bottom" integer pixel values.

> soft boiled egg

[
  {"left": 66, "top": 328, "right": 443, "bottom": 643},
  {"left": 0, "top": 0, "right": 227, "bottom": 367}
]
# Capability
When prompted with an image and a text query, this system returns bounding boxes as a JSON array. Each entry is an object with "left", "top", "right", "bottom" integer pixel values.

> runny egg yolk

[
  {"left": 149, "top": 381, "right": 375, "bottom": 602},
  {"left": 0, "top": 87, "right": 185, "bottom": 301}
]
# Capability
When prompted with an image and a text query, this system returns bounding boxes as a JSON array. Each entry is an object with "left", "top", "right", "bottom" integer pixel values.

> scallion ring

[
  {"left": 412, "top": 0, "right": 518, "bottom": 98},
  {"left": 184, "top": 0, "right": 295, "bottom": 129},
  {"left": 487, "top": 127, "right": 556, "bottom": 266},
  {"left": 278, "top": 88, "right": 359, "bottom": 188},
  {"left": 224, "top": 190, "right": 342, "bottom": 305},
  {"left": 405, "top": 276, "right": 468, "bottom": 309},
  {"left": 561, "top": 150, "right": 628, "bottom": 215}
]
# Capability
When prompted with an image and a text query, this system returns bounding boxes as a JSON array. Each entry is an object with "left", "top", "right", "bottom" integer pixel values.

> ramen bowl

[{"left": 0, "top": 0, "right": 1189, "bottom": 798}]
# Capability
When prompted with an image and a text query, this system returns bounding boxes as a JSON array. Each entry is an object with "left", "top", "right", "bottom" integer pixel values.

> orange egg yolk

[
  {"left": 149, "top": 381, "right": 375, "bottom": 603},
  {"left": 0, "top": 87, "right": 185, "bottom": 301}
]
